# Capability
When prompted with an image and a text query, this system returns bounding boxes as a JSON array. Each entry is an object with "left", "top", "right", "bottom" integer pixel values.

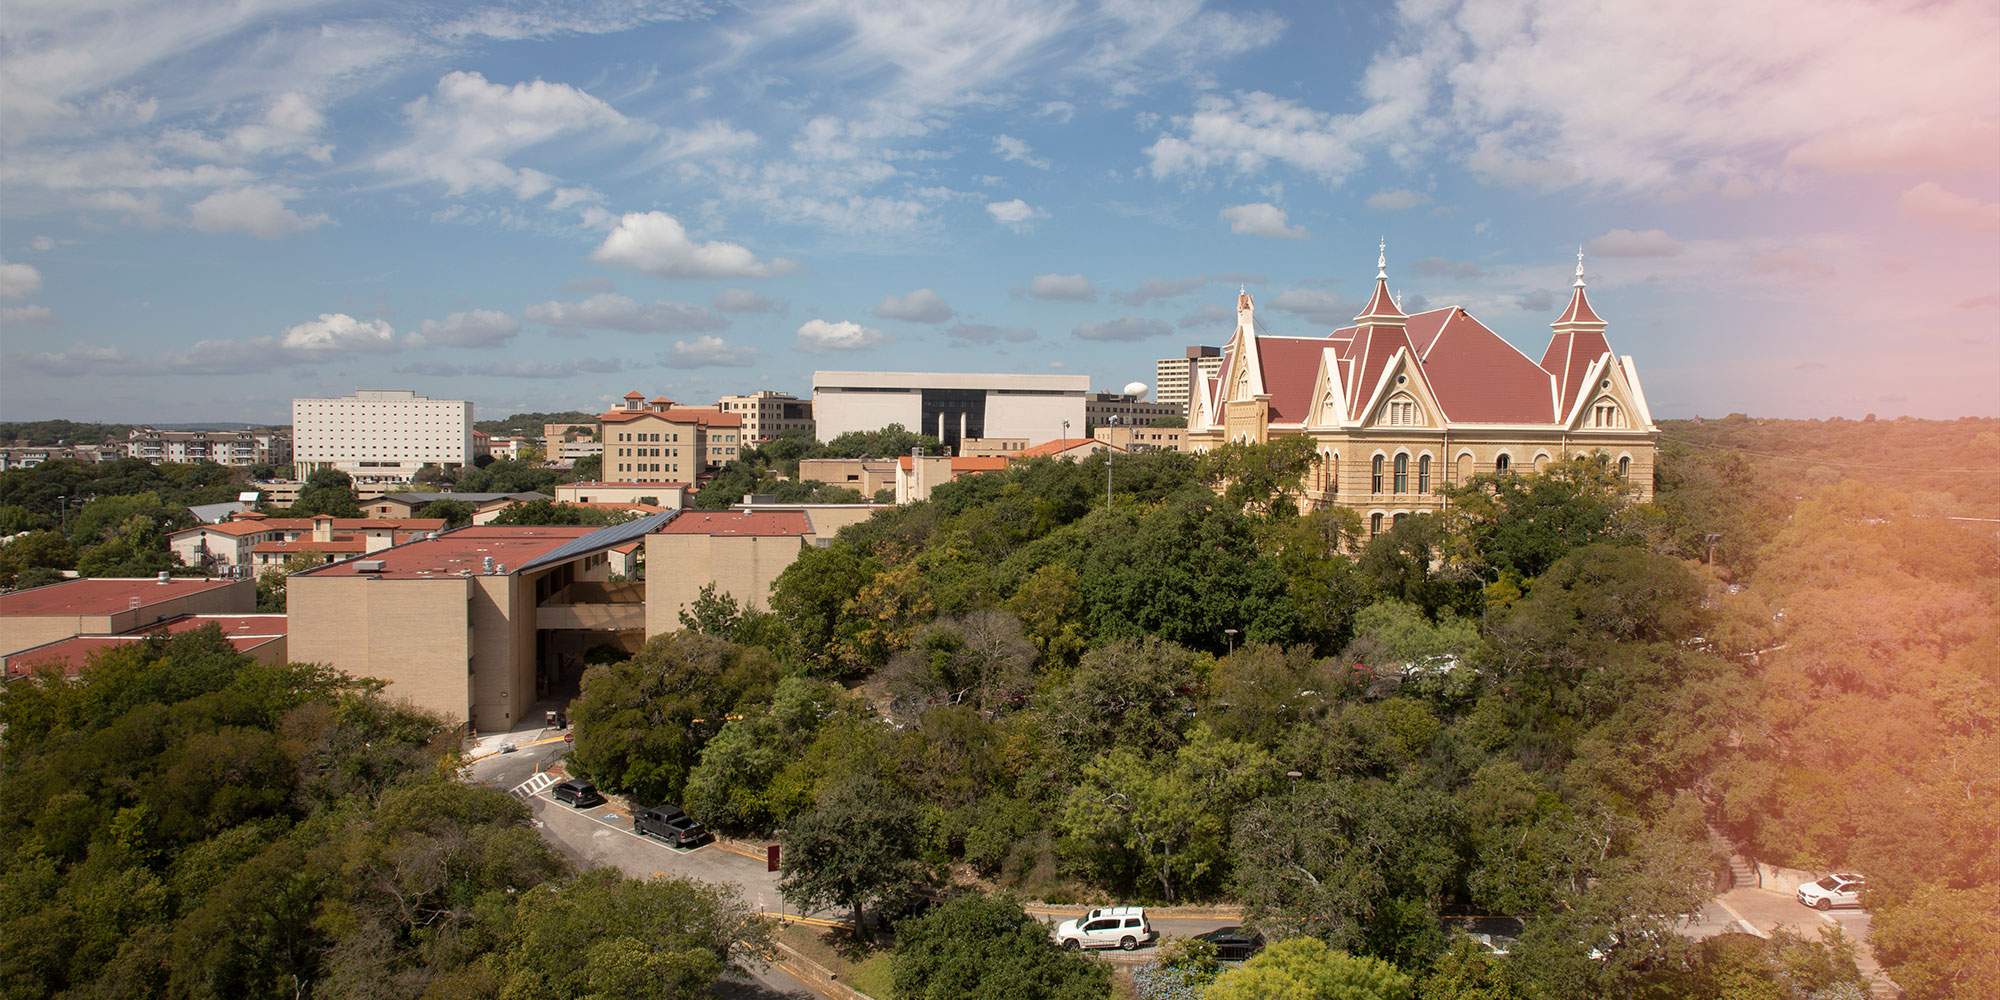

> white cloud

[
  {"left": 1074, "top": 316, "right": 1171, "bottom": 342},
  {"left": 993, "top": 134, "right": 1050, "bottom": 169},
  {"left": 416, "top": 309, "right": 520, "bottom": 347},
  {"left": 1220, "top": 202, "right": 1307, "bottom": 239},
  {"left": 162, "top": 312, "right": 400, "bottom": 372},
  {"left": 189, "top": 186, "right": 329, "bottom": 238},
  {"left": 1587, "top": 228, "right": 1685, "bottom": 257},
  {"left": 1366, "top": 188, "right": 1428, "bottom": 211},
  {"left": 946, "top": 322, "right": 1035, "bottom": 343},
  {"left": 797, "top": 318, "right": 886, "bottom": 351},
  {"left": 591, "top": 211, "right": 794, "bottom": 279},
  {"left": 1037, "top": 101, "right": 1077, "bottom": 123},
  {"left": 1899, "top": 182, "right": 2000, "bottom": 233},
  {"left": 986, "top": 198, "right": 1046, "bottom": 230},
  {"left": 160, "top": 92, "right": 333, "bottom": 163},
  {"left": 669, "top": 335, "right": 759, "bottom": 367},
  {"left": 0, "top": 261, "right": 43, "bottom": 299},
  {"left": 376, "top": 71, "right": 639, "bottom": 201},
  {"left": 1268, "top": 289, "right": 1353, "bottom": 327},
  {"left": 398, "top": 358, "right": 627, "bottom": 379},
  {"left": 1146, "top": 91, "right": 1387, "bottom": 183},
  {"left": 525, "top": 293, "right": 728, "bottom": 334},
  {"left": 279, "top": 313, "right": 397, "bottom": 352},
  {"left": 1, "top": 304, "right": 56, "bottom": 327},
  {"left": 1027, "top": 273, "right": 1096, "bottom": 301},
  {"left": 712, "top": 288, "right": 787, "bottom": 314},
  {"left": 873, "top": 288, "right": 955, "bottom": 324},
  {"left": 5, "top": 344, "right": 142, "bottom": 376}
]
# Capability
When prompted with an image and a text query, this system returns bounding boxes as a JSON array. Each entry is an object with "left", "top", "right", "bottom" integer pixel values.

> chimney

[{"left": 156, "top": 571, "right": 171, "bottom": 585}]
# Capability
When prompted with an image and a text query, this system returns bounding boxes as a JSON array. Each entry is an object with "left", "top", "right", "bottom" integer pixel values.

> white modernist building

[
  {"left": 811, "top": 371, "right": 1089, "bottom": 454},
  {"left": 292, "top": 389, "right": 474, "bottom": 482}
]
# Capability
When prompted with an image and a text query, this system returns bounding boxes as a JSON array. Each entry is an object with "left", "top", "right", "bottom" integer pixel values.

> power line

[{"left": 1657, "top": 431, "right": 2000, "bottom": 476}]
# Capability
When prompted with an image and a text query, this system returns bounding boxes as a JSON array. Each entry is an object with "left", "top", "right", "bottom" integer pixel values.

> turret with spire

[
  {"left": 1353, "top": 237, "right": 1406, "bottom": 325},
  {"left": 1541, "top": 246, "right": 1614, "bottom": 418}
]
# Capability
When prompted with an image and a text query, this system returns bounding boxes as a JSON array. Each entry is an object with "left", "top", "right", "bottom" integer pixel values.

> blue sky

[{"left": 3, "top": 0, "right": 1996, "bottom": 424}]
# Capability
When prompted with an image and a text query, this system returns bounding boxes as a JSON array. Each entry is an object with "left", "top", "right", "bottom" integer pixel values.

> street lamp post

[{"left": 1224, "top": 628, "right": 1239, "bottom": 655}]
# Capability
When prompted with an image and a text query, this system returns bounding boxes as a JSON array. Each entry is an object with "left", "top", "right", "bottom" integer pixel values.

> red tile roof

[
  {"left": 1018, "top": 438, "right": 1122, "bottom": 458},
  {"left": 0, "top": 577, "right": 242, "bottom": 618},
  {"left": 303, "top": 525, "right": 598, "bottom": 579},
  {"left": 574, "top": 502, "right": 669, "bottom": 513},
  {"left": 1420, "top": 309, "right": 1558, "bottom": 423},
  {"left": 4, "top": 633, "right": 283, "bottom": 679},
  {"left": 896, "top": 455, "right": 1012, "bottom": 472},
  {"left": 1555, "top": 285, "right": 1603, "bottom": 325},
  {"left": 139, "top": 613, "right": 288, "bottom": 638},
  {"left": 180, "top": 517, "right": 445, "bottom": 539},
  {"left": 1254, "top": 337, "right": 1335, "bottom": 423},
  {"left": 657, "top": 511, "right": 813, "bottom": 537},
  {"left": 598, "top": 407, "right": 742, "bottom": 427},
  {"left": 1354, "top": 276, "right": 1404, "bottom": 321}
]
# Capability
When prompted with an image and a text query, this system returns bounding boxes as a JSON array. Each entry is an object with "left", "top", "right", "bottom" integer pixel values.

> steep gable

[{"left": 1422, "top": 309, "right": 1559, "bottom": 423}]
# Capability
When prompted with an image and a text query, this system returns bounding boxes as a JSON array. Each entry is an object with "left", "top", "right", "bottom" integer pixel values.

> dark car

[
  {"left": 634, "top": 806, "right": 709, "bottom": 848},
  {"left": 550, "top": 778, "right": 603, "bottom": 808},
  {"left": 1194, "top": 926, "right": 1265, "bottom": 961}
]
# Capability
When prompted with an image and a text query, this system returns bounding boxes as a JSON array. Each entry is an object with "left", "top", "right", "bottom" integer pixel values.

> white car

[
  {"left": 1797, "top": 873, "right": 1866, "bottom": 910},
  {"left": 1053, "top": 906, "right": 1156, "bottom": 951}
]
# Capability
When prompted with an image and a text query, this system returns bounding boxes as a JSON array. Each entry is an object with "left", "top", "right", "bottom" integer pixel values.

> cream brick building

[
  {"left": 599, "top": 393, "right": 743, "bottom": 482},
  {"left": 292, "top": 389, "right": 473, "bottom": 482},
  {"left": 0, "top": 577, "right": 255, "bottom": 659},
  {"left": 1189, "top": 247, "right": 1657, "bottom": 538},
  {"left": 717, "top": 391, "right": 814, "bottom": 444}
]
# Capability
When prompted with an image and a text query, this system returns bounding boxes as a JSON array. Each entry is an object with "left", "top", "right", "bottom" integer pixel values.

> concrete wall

[
  {"left": 985, "top": 391, "right": 1086, "bottom": 444},
  {"left": 289, "top": 575, "right": 474, "bottom": 724},
  {"left": 645, "top": 533, "right": 806, "bottom": 635},
  {"left": 1754, "top": 862, "right": 1822, "bottom": 896},
  {"left": 0, "top": 579, "right": 255, "bottom": 658},
  {"left": 810, "top": 389, "right": 921, "bottom": 442}
]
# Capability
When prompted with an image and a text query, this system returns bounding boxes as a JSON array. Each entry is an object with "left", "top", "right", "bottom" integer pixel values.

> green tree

[
  {"left": 1200, "top": 437, "right": 1319, "bottom": 517},
  {"left": 777, "top": 770, "right": 935, "bottom": 930},
  {"left": 567, "top": 632, "right": 778, "bottom": 804},
  {"left": 891, "top": 893, "right": 1109, "bottom": 1000},
  {"left": 423, "top": 498, "right": 477, "bottom": 528},
  {"left": 1441, "top": 458, "right": 1632, "bottom": 583},
  {"left": 683, "top": 677, "right": 840, "bottom": 834},
  {"left": 768, "top": 544, "right": 883, "bottom": 679},
  {"left": 1037, "top": 637, "right": 1200, "bottom": 758},
  {"left": 1202, "top": 936, "right": 1413, "bottom": 1000},
  {"left": 455, "top": 458, "right": 562, "bottom": 494},
  {"left": 489, "top": 499, "right": 629, "bottom": 526},
  {"left": 883, "top": 610, "right": 1039, "bottom": 718},
  {"left": 494, "top": 868, "right": 769, "bottom": 1000},
  {"left": 254, "top": 551, "right": 327, "bottom": 611},
  {"left": 0, "top": 529, "right": 75, "bottom": 586},
  {"left": 288, "top": 468, "right": 363, "bottom": 517},
  {"left": 1870, "top": 884, "right": 2000, "bottom": 1000}
]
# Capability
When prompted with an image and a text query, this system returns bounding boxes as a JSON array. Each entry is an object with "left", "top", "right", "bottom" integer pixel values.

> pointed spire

[
  {"left": 1355, "top": 238, "right": 1405, "bottom": 324},
  {"left": 1554, "top": 245, "right": 1603, "bottom": 327},
  {"left": 1574, "top": 245, "right": 1586, "bottom": 288},
  {"left": 1376, "top": 237, "right": 1388, "bottom": 279}
]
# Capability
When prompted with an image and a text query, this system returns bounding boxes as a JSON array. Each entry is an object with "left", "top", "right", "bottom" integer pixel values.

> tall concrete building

[
  {"left": 292, "top": 389, "right": 473, "bottom": 482},
  {"left": 1155, "top": 346, "right": 1223, "bottom": 418},
  {"left": 717, "top": 391, "right": 814, "bottom": 444},
  {"left": 1085, "top": 392, "right": 1183, "bottom": 430},
  {"left": 811, "top": 371, "right": 1089, "bottom": 454}
]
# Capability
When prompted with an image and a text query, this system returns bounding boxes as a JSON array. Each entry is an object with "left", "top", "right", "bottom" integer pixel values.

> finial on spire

[
  {"left": 1574, "top": 245, "right": 1586, "bottom": 288},
  {"left": 1377, "top": 237, "right": 1388, "bottom": 280}
]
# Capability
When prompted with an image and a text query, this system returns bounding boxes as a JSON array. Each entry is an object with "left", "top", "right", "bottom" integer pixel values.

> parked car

[
  {"left": 550, "top": 778, "right": 602, "bottom": 808},
  {"left": 1193, "top": 925, "right": 1265, "bottom": 961},
  {"left": 634, "top": 805, "right": 708, "bottom": 848},
  {"left": 1053, "top": 906, "right": 1156, "bottom": 951},
  {"left": 1798, "top": 873, "right": 1866, "bottom": 910}
]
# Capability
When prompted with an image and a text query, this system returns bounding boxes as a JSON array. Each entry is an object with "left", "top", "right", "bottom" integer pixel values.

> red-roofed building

[
  {"left": 1017, "top": 438, "right": 1130, "bottom": 461},
  {"left": 553, "top": 481, "right": 690, "bottom": 508},
  {"left": 599, "top": 392, "right": 744, "bottom": 483},
  {"left": 646, "top": 511, "right": 815, "bottom": 634},
  {"left": 894, "top": 454, "right": 1012, "bottom": 503},
  {"left": 1190, "top": 244, "right": 1656, "bottom": 538},
  {"left": 169, "top": 514, "right": 447, "bottom": 573},
  {"left": 0, "top": 577, "right": 256, "bottom": 659}
]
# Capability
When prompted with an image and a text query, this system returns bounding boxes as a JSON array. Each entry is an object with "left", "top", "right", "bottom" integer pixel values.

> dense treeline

[
  {"left": 0, "top": 458, "right": 249, "bottom": 587},
  {"left": 566, "top": 433, "right": 1974, "bottom": 997},
  {"left": 0, "top": 630, "right": 768, "bottom": 1000},
  {"left": 0, "top": 420, "right": 135, "bottom": 445}
]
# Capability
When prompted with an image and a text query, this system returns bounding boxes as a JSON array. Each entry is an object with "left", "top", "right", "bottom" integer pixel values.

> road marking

[
  {"left": 510, "top": 772, "right": 559, "bottom": 799},
  {"left": 539, "top": 794, "right": 718, "bottom": 856},
  {"left": 1714, "top": 896, "right": 1769, "bottom": 938}
]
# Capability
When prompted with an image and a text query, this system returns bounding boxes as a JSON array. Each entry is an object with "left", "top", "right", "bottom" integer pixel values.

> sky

[{"left": 1, "top": 0, "right": 1997, "bottom": 425}]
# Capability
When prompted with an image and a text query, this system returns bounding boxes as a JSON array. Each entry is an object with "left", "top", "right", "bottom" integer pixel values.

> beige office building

[
  {"left": 1, "top": 577, "right": 255, "bottom": 659},
  {"left": 600, "top": 393, "right": 743, "bottom": 482},
  {"left": 644, "top": 511, "right": 815, "bottom": 634},
  {"left": 292, "top": 389, "right": 474, "bottom": 482},
  {"left": 1156, "top": 347, "right": 1223, "bottom": 418},
  {"left": 717, "top": 391, "right": 814, "bottom": 444}
]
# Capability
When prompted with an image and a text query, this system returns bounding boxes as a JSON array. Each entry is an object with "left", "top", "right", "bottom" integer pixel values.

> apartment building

[
  {"left": 292, "top": 389, "right": 474, "bottom": 482},
  {"left": 126, "top": 427, "right": 292, "bottom": 467},
  {"left": 598, "top": 392, "right": 743, "bottom": 483},
  {"left": 812, "top": 371, "right": 1089, "bottom": 454},
  {"left": 717, "top": 391, "right": 814, "bottom": 444},
  {"left": 1155, "top": 346, "right": 1224, "bottom": 418},
  {"left": 1085, "top": 392, "right": 1183, "bottom": 431},
  {"left": 1095, "top": 424, "right": 1188, "bottom": 452},
  {"left": 168, "top": 512, "right": 445, "bottom": 573}
]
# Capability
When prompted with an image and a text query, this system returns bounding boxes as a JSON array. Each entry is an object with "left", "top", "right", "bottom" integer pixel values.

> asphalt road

[{"left": 465, "top": 741, "right": 814, "bottom": 998}]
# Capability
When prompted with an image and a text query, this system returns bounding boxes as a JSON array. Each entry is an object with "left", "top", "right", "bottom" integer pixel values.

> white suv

[
  {"left": 1797, "top": 873, "right": 1866, "bottom": 910},
  {"left": 1053, "top": 906, "right": 1156, "bottom": 951}
]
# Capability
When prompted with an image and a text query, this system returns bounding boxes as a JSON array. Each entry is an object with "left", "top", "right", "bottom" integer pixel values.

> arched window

[
  {"left": 1393, "top": 512, "right": 1408, "bottom": 527},
  {"left": 1370, "top": 512, "right": 1384, "bottom": 537},
  {"left": 1329, "top": 453, "right": 1339, "bottom": 495},
  {"left": 1534, "top": 452, "right": 1550, "bottom": 472},
  {"left": 1618, "top": 455, "right": 1631, "bottom": 480},
  {"left": 1371, "top": 455, "right": 1384, "bottom": 494},
  {"left": 1455, "top": 452, "right": 1473, "bottom": 484},
  {"left": 1393, "top": 453, "right": 1409, "bottom": 493},
  {"left": 1418, "top": 454, "right": 1431, "bottom": 493},
  {"left": 1494, "top": 453, "right": 1511, "bottom": 475}
]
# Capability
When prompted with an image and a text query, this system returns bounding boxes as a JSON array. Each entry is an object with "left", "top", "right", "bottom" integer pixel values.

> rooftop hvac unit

[
  {"left": 354, "top": 560, "right": 386, "bottom": 573},
  {"left": 156, "top": 570, "right": 171, "bottom": 584}
]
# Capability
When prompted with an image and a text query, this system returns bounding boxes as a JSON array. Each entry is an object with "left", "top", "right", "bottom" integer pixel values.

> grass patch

[
  {"left": 777, "top": 923, "right": 897, "bottom": 998},
  {"left": 846, "top": 952, "right": 896, "bottom": 998}
]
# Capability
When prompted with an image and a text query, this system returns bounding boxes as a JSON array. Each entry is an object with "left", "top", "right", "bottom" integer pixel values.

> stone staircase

[{"left": 1726, "top": 855, "right": 1759, "bottom": 889}]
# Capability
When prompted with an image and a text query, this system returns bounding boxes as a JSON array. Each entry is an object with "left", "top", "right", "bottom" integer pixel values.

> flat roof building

[
  {"left": 1086, "top": 392, "right": 1183, "bottom": 431},
  {"left": 293, "top": 389, "right": 474, "bottom": 482},
  {"left": 1156, "top": 346, "right": 1223, "bottom": 419},
  {"left": 2, "top": 613, "right": 289, "bottom": 682},
  {"left": 0, "top": 576, "right": 256, "bottom": 659},
  {"left": 717, "top": 391, "right": 814, "bottom": 444},
  {"left": 811, "top": 371, "right": 1089, "bottom": 454},
  {"left": 644, "top": 511, "right": 816, "bottom": 635}
]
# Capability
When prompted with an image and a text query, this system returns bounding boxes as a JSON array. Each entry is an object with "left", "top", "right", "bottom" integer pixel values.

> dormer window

[
  {"left": 1588, "top": 397, "right": 1626, "bottom": 429},
  {"left": 1383, "top": 393, "right": 1420, "bottom": 426}
]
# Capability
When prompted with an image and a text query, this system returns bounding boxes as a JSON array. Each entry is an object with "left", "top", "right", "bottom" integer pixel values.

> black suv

[
  {"left": 633, "top": 805, "right": 708, "bottom": 848},
  {"left": 550, "top": 778, "right": 603, "bottom": 808}
]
